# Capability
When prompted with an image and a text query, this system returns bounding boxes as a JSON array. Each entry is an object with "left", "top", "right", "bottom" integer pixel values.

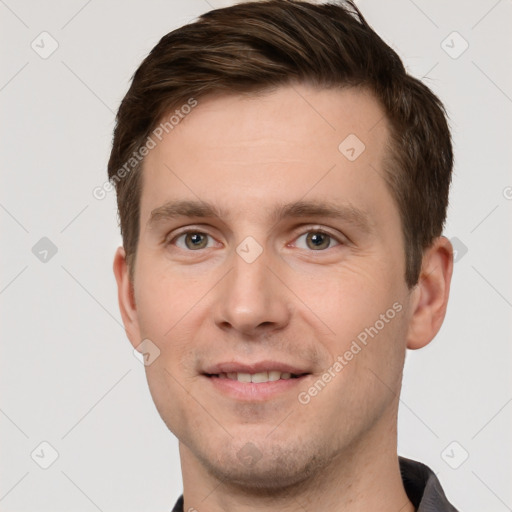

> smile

[
  {"left": 203, "top": 372, "right": 311, "bottom": 401},
  {"left": 207, "top": 371, "right": 304, "bottom": 383}
]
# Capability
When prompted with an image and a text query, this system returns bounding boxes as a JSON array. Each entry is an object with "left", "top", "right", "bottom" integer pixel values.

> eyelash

[{"left": 165, "top": 227, "right": 344, "bottom": 252}]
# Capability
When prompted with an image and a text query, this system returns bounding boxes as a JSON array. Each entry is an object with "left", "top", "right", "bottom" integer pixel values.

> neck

[{"left": 178, "top": 413, "right": 414, "bottom": 512}]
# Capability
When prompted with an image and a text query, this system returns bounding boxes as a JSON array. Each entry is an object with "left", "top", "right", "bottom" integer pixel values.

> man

[{"left": 109, "top": 1, "right": 458, "bottom": 510}]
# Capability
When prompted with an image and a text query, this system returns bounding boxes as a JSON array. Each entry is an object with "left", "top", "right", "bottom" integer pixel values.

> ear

[
  {"left": 406, "top": 236, "right": 454, "bottom": 350},
  {"left": 113, "top": 246, "right": 141, "bottom": 349}
]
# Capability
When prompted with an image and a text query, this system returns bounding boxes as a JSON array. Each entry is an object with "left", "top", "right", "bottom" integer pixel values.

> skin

[{"left": 113, "top": 84, "right": 453, "bottom": 512}]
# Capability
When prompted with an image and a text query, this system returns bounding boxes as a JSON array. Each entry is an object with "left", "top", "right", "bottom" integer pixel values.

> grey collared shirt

[
  {"left": 171, "top": 456, "right": 459, "bottom": 511},
  {"left": 399, "top": 456, "right": 459, "bottom": 511}
]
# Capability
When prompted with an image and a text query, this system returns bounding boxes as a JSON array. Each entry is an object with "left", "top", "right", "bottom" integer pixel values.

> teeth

[
  {"left": 251, "top": 371, "right": 269, "bottom": 383},
  {"left": 237, "top": 372, "right": 252, "bottom": 382},
  {"left": 216, "top": 371, "right": 298, "bottom": 383}
]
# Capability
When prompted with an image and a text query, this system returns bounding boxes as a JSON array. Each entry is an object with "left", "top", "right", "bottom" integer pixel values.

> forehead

[{"left": 139, "top": 84, "right": 393, "bottom": 228}]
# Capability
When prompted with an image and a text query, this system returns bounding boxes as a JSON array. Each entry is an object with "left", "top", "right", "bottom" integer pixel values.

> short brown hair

[{"left": 108, "top": 0, "right": 452, "bottom": 287}]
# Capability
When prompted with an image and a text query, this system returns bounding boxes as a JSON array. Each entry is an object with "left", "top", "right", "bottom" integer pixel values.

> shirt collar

[{"left": 399, "top": 456, "right": 459, "bottom": 511}]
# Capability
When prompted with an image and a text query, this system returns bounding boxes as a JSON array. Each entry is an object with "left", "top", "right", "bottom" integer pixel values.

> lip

[
  {"left": 203, "top": 373, "right": 311, "bottom": 401},
  {"left": 202, "top": 360, "right": 310, "bottom": 375}
]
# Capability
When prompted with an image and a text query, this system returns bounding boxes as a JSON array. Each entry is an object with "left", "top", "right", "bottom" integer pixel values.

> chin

[{"left": 197, "top": 437, "right": 332, "bottom": 494}]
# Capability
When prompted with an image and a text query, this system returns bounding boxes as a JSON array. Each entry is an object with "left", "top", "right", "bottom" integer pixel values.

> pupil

[
  {"left": 187, "top": 233, "right": 205, "bottom": 249},
  {"left": 308, "top": 232, "right": 328, "bottom": 249}
]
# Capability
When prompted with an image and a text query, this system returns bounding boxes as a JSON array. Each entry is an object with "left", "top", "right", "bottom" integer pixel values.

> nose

[{"left": 213, "top": 243, "right": 292, "bottom": 338}]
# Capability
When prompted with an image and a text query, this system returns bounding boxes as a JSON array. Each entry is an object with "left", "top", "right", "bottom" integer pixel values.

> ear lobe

[
  {"left": 113, "top": 246, "right": 141, "bottom": 349},
  {"left": 406, "top": 236, "right": 454, "bottom": 350}
]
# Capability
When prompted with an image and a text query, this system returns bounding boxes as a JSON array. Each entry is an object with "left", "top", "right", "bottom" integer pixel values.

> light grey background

[{"left": 1, "top": 0, "right": 511, "bottom": 510}]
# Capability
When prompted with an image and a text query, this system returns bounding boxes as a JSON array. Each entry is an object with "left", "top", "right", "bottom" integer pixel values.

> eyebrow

[{"left": 147, "top": 199, "right": 372, "bottom": 233}]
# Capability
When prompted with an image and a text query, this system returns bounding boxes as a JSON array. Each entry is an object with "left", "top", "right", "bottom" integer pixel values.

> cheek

[
  {"left": 304, "top": 300, "right": 408, "bottom": 420},
  {"left": 290, "top": 259, "right": 400, "bottom": 342},
  {"left": 291, "top": 260, "right": 409, "bottom": 404},
  {"left": 134, "top": 262, "right": 201, "bottom": 339},
  {"left": 134, "top": 268, "right": 207, "bottom": 390}
]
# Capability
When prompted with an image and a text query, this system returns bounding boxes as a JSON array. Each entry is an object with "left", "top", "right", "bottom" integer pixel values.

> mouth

[
  {"left": 204, "top": 371, "right": 308, "bottom": 383},
  {"left": 201, "top": 363, "right": 312, "bottom": 401}
]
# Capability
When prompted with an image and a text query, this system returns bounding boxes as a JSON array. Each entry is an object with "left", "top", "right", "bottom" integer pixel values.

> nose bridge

[{"left": 214, "top": 238, "right": 291, "bottom": 336}]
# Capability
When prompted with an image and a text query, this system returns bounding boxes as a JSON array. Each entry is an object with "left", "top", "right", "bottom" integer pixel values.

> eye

[
  {"left": 294, "top": 230, "right": 341, "bottom": 251},
  {"left": 166, "top": 228, "right": 344, "bottom": 252},
  {"left": 171, "top": 231, "right": 216, "bottom": 250}
]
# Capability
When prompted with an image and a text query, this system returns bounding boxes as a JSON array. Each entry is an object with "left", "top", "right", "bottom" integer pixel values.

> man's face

[{"left": 124, "top": 84, "right": 415, "bottom": 487}]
